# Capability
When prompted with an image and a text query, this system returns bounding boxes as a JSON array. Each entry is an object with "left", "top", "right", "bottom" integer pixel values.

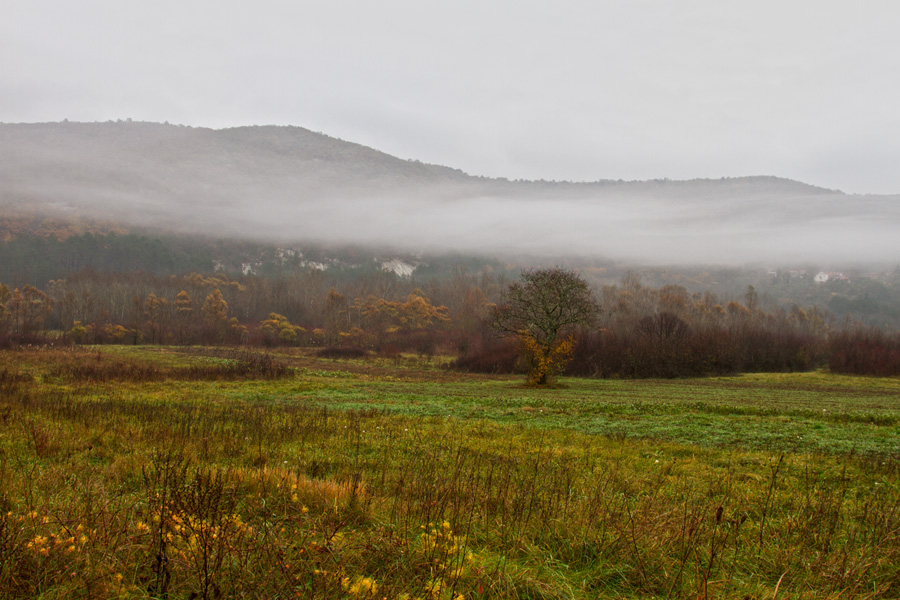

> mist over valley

[{"left": 3, "top": 120, "right": 897, "bottom": 266}]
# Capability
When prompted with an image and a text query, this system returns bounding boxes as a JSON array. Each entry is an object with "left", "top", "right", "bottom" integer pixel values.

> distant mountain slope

[{"left": 1, "top": 121, "right": 897, "bottom": 264}]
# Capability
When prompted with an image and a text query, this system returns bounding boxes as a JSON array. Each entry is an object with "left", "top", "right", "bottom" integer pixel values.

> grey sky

[{"left": 3, "top": 1, "right": 899, "bottom": 194}]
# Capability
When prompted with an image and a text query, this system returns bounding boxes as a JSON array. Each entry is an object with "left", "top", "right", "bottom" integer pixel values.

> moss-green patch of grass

[{"left": 30, "top": 347, "right": 900, "bottom": 456}]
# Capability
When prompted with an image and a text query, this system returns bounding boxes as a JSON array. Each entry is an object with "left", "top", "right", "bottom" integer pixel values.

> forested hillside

[
  {"left": 3, "top": 121, "right": 899, "bottom": 263},
  {"left": 2, "top": 207, "right": 899, "bottom": 331}
]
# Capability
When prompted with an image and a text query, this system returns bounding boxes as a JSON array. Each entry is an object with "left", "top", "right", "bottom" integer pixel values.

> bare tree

[
  {"left": 492, "top": 268, "right": 597, "bottom": 385},
  {"left": 637, "top": 312, "right": 690, "bottom": 347}
]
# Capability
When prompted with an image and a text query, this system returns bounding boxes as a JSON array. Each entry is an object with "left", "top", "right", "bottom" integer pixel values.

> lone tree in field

[{"left": 492, "top": 268, "right": 598, "bottom": 386}]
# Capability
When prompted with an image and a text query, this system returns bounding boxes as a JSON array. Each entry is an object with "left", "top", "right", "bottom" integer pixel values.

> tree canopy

[{"left": 492, "top": 268, "right": 597, "bottom": 385}]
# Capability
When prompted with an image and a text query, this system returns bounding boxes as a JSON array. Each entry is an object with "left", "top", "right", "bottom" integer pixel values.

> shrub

[{"left": 829, "top": 328, "right": 900, "bottom": 376}]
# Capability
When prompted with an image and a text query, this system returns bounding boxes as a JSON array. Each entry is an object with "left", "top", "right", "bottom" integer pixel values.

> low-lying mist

[{"left": 2, "top": 121, "right": 898, "bottom": 266}]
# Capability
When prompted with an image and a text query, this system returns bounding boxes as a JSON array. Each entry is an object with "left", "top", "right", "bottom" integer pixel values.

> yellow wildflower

[{"left": 348, "top": 576, "right": 378, "bottom": 596}]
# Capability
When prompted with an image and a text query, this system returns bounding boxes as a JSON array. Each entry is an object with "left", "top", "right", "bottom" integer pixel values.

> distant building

[{"left": 814, "top": 271, "right": 850, "bottom": 283}]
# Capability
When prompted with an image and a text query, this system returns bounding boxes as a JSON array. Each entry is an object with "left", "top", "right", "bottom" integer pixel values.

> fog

[{"left": 2, "top": 122, "right": 898, "bottom": 266}]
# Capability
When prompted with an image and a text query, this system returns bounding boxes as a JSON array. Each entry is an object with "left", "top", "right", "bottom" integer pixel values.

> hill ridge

[
  {"left": 0, "top": 120, "right": 841, "bottom": 192},
  {"left": 1, "top": 121, "right": 896, "bottom": 264}
]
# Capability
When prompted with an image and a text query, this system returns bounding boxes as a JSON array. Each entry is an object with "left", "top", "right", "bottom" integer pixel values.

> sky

[{"left": 3, "top": 1, "right": 900, "bottom": 195}]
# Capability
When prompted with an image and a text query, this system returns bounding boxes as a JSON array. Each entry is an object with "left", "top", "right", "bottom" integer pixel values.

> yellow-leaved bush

[{"left": 519, "top": 333, "right": 575, "bottom": 386}]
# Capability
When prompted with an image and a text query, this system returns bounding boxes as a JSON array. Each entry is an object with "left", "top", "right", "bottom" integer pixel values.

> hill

[{"left": 1, "top": 120, "right": 898, "bottom": 264}]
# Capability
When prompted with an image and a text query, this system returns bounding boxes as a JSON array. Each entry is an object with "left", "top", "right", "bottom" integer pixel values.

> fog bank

[{"left": 2, "top": 121, "right": 897, "bottom": 265}]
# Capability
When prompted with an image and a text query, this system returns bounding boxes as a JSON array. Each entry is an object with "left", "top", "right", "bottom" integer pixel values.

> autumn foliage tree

[
  {"left": 201, "top": 288, "right": 229, "bottom": 343},
  {"left": 351, "top": 290, "right": 451, "bottom": 354},
  {"left": 174, "top": 290, "right": 194, "bottom": 344},
  {"left": 143, "top": 292, "right": 170, "bottom": 344},
  {"left": 259, "top": 313, "right": 306, "bottom": 346},
  {"left": 0, "top": 283, "right": 10, "bottom": 334},
  {"left": 10, "top": 285, "right": 54, "bottom": 334},
  {"left": 324, "top": 288, "right": 349, "bottom": 345},
  {"left": 492, "top": 268, "right": 597, "bottom": 386}
]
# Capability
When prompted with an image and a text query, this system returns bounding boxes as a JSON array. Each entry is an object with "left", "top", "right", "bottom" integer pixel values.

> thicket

[
  {"left": 829, "top": 326, "right": 900, "bottom": 376},
  {"left": 455, "top": 280, "right": 900, "bottom": 378},
  {"left": 569, "top": 321, "right": 824, "bottom": 379}
]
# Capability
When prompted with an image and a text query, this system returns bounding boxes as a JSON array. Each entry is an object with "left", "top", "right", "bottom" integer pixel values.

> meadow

[{"left": 1, "top": 346, "right": 899, "bottom": 599}]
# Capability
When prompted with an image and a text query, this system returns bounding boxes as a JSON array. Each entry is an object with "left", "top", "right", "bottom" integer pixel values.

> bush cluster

[
  {"left": 829, "top": 327, "right": 900, "bottom": 376},
  {"left": 454, "top": 281, "right": 869, "bottom": 378}
]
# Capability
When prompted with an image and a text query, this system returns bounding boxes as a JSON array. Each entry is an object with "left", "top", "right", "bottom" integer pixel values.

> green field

[{"left": 2, "top": 346, "right": 899, "bottom": 599}]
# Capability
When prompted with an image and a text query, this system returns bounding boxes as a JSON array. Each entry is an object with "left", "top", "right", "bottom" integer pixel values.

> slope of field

[{"left": 2, "top": 346, "right": 899, "bottom": 598}]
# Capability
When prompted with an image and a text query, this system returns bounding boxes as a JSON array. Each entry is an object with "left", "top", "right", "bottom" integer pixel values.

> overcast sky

[{"left": 3, "top": 1, "right": 899, "bottom": 194}]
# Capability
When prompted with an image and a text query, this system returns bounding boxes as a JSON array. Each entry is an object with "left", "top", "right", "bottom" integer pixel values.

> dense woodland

[
  {"left": 2, "top": 261, "right": 899, "bottom": 378},
  {"left": 3, "top": 216, "right": 900, "bottom": 324}
]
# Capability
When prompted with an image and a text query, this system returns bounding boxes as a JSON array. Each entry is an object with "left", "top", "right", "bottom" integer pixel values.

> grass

[{"left": 1, "top": 345, "right": 899, "bottom": 598}]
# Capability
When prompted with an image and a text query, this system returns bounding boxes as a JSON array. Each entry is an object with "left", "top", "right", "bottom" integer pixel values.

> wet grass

[{"left": 1, "top": 346, "right": 899, "bottom": 598}]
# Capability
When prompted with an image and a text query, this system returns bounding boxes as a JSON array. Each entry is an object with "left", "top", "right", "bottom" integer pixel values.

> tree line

[
  {"left": 457, "top": 270, "right": 900, "bottom": 380},
  {"left": 1, "top": 267, "right": 897, "bottom": 378},
  {"left": 0, "top": 268, "right": 491, "bottom": 356}
]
